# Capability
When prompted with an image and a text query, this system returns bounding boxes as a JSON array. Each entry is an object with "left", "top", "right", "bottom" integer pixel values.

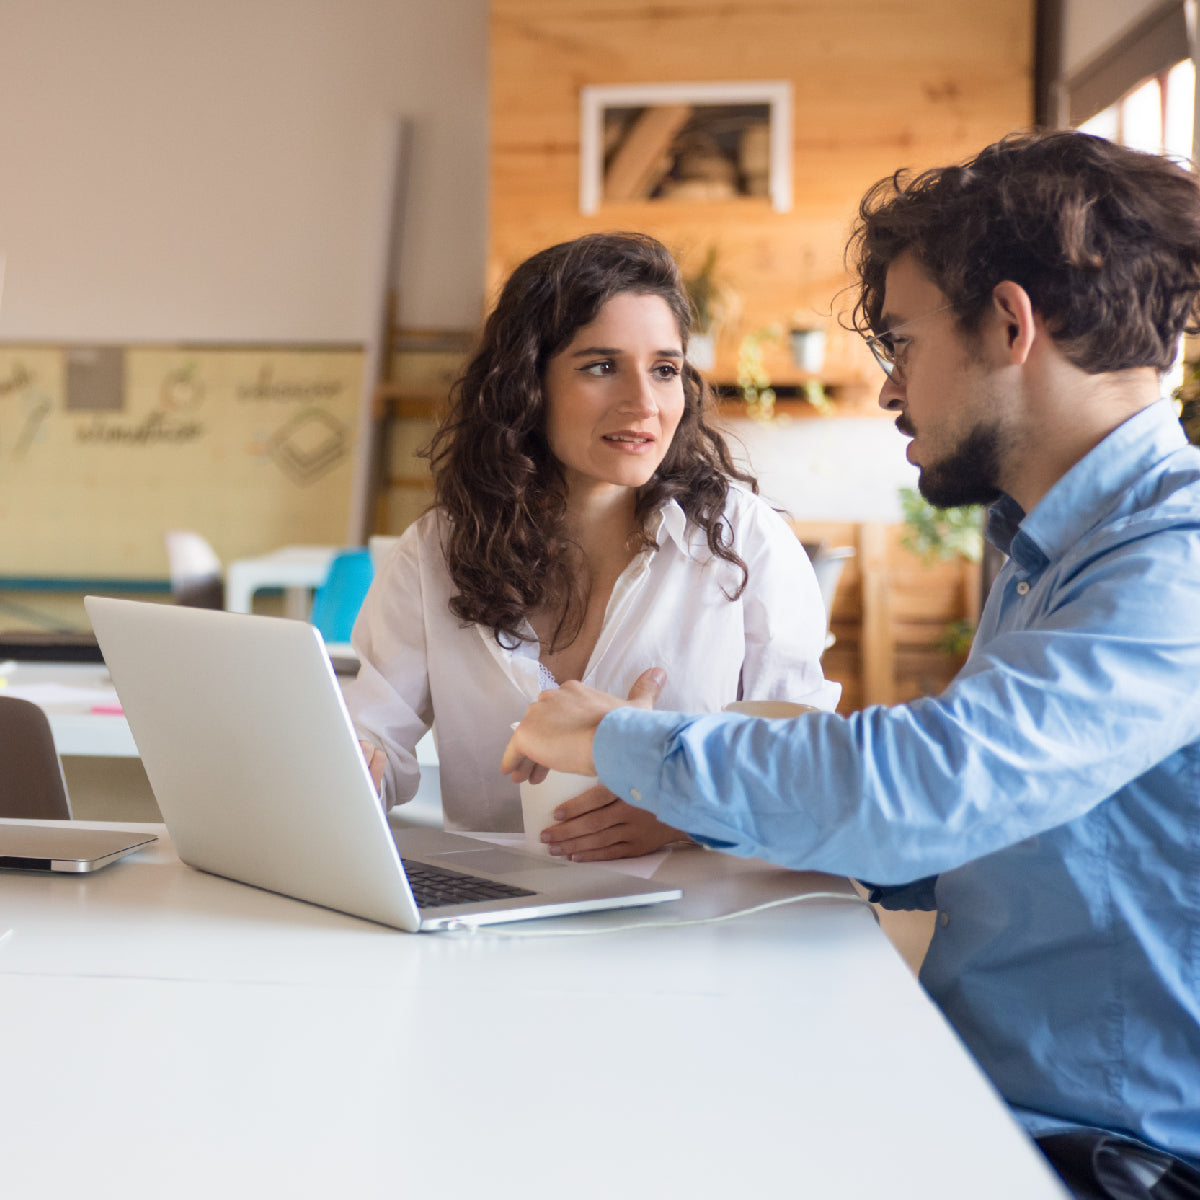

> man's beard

[{"left": 916, "top": 423, "right": 1004, "bottom": 509}]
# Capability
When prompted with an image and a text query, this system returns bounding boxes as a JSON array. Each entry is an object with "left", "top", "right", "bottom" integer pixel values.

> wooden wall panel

[
  {"left": 487, "top": 2, "right": 1023, "bottom": 711},
  {"left": 489, "top": 0, "right": 1034, "bottom": 383}
]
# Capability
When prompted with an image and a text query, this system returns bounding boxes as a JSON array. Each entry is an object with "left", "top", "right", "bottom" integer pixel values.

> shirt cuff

[
  {"left": 859, "top": 876, "right": 939, "bottom": 911},
  {"left": 594, "top": 706, "right": 678, "bottom": 810},
  {"left": 594, "top": 708, "right": 737, "bottom": 850}
]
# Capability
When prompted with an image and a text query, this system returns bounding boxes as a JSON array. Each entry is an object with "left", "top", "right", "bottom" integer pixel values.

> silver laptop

[
  {"left": 0, "top": 822, "right": 157, "bottom": 873},
  {"left": 84, "top": 596, "right": 681, "bottom": 931}
]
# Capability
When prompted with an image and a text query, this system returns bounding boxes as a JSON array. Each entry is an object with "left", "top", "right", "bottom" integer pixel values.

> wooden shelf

[{"left": 713, "top": 380, "right": 883, "bottom": 419}]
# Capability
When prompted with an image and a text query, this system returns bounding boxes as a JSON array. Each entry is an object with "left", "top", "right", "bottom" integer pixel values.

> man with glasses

[{"left": 503, "top": 130, "right": 1200, "bottom": 1198}]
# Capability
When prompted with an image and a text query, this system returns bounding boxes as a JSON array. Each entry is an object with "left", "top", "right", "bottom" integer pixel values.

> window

[
  {"left": 1077, "top": 57, "right": 1194, "bottom": 157},
  {"left": 1069, "top": 2, "right": 1196, "bottom": 394}
]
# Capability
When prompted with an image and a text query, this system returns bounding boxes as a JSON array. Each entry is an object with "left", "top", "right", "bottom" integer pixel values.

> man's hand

[
  {"left": 540, "top": 781, "right": 686, "bottom": 861},
  {"left": 501, "top": 666, "right": 666, "bottom": 782}
]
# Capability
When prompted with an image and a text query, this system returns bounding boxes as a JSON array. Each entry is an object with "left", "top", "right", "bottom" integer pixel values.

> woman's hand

[
  {"left": 540, "top": 782, "right": 688, "bottom": 861},
  {"left": 358, "top": 739, "right": 386, "bottom": 795}
]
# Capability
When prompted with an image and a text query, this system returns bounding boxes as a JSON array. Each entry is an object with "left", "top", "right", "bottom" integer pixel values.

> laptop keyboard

[{"left": 401, "top": 858, "right": 537, "bottom": 910}]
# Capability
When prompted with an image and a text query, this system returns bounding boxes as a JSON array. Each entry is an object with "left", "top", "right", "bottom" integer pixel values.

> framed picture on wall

[{"left": 579, "top": 81, "right": 792, "bottom": 214}]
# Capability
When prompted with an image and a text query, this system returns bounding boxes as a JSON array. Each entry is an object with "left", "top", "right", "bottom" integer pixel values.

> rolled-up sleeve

[
  {"left": 345, "top": 531, "right": 433, "bottom": 808},
  {"left": 592, "top": 530, "right": 1200, "bottom": 882}
]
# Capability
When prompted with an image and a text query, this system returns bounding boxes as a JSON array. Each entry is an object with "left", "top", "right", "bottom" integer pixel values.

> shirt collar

[
  {"left": 646, "top": 497, "right": 690, "bottom": 552},
  {"left": 984, "top": 494, "right": 1026, "bottom": 559},
  {"left": 986, "top": 399, "right": 1187, "bottom": 570}
]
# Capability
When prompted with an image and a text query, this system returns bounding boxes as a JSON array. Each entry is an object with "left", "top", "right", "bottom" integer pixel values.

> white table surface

[
  {"left": 2, "top": 660, "right": 138, "bottom": 756},
  {"left": 0, "top": 822, "right": 1068, "bottom": 1200},
  {"left": 224, "top": 544, "right": 338, "bottom": 617}
]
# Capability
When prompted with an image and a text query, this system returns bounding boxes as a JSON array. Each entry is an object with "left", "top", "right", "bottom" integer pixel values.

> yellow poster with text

[{"left": 0, "top": 345, "right": 363, "bottom": 578}]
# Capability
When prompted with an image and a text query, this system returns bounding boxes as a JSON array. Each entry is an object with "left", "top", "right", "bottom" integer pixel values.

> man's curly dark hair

[{"left": 847, "top": 130, "right": 1200, "bottom": 373}]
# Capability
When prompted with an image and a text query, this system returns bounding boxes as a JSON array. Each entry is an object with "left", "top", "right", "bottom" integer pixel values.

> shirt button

[
  {"left": 1016, "top": 581, "right": 1030, "bottom": 595},
  {"left": 630, "top": 788, "right": 642, "bottom": 803},
  {"left": 940, "top": 912, "right": 949, "bottom": 928}
]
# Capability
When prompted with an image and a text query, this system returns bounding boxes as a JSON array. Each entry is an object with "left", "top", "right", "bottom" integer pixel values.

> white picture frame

[{"left": 579, "top": 80, "right": 792, "bottom": 214}]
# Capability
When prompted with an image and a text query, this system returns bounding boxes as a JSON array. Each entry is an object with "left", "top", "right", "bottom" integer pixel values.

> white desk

[
  {"left": 2, "top": 660, "right": 136, "bottom": 757},
  {"left": 225, "top": 544, "right": 338, "bottom": 618},
  {"left": 6, "top": 660, "right": 438, "bottom": 769},
  {"left": 0, "top": 822, "right": 1068, "bottom": 1200}
]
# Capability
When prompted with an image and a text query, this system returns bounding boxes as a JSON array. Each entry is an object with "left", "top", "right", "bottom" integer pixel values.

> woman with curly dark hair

[{"left": 346, "top": 232, "right": 837, "bottom": 859}]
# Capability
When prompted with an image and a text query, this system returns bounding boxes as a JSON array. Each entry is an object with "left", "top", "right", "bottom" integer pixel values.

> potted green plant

[
  {"left": 898, "top": 486, "right": 984, "bottom": 662},
  {"left": 1172, "top": 359, "right": 1200, "bottom": 445},
  {"left": 736, "top": 325, "right": 830, "bottom": 419},
  {"left": 898, "top": 487, "right": 984, "bottom": 564},
  {"left": 736, "top": 326, "right": 779, "bottom": 421},
  {"left": 682, "top": 246, "right": 736, "bottom": 371}
]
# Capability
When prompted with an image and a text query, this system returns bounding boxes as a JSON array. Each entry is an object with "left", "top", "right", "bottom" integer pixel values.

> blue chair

[{"left": 308, "top": 548, "right": 374, "bottom": 643}]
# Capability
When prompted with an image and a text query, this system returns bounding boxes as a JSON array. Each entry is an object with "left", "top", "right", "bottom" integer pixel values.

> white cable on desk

[{"left": 444, "top": 889, "right": 875, "bottom": 938}]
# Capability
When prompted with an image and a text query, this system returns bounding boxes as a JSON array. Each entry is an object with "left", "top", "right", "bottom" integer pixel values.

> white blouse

[{"left": 344, "top": 486, "right": 840, "bottom": 831}]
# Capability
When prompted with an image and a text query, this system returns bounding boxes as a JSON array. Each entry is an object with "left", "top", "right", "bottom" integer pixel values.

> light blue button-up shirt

[{"left": 596, "top": 401, "right": 1200, "bottom": 1162}]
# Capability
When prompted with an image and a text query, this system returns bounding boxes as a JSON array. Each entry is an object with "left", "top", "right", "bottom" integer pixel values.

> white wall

[
  {"left": 0, "top": 0, "right": 933, "bottom": 528},
  {"left": 1063, "top": 0, "right": 1167, "bottom": 76},
  {"left": 0, "top": 0, "right": 488, "bottom": 342},
  {"left": 720, "top": 415, "right": 918, "bottom": 525}
]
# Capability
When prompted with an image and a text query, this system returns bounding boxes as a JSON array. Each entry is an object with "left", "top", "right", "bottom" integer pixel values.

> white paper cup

[
  {"left": 722, "top": 700, "right": 820, "bottom": 718},
  {"left": 520, "top": 770, "right": 599, "bottom": 856}
]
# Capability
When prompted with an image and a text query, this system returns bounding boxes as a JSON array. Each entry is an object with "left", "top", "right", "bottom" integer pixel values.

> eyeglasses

[{"left": 863, "top": 303, "right": 954, "bottom": 377}]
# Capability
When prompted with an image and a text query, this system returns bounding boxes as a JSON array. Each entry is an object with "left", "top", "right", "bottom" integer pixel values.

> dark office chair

[
  {"left": 0, "top": 695, "right": 72, "bottom": 820},
  {"left": 164, "top": 530, "right": 225, "bottom": 609},
  {"left": 809, "top": 545, "right": 855, "bottom": 622},
  {"left": 802, "top": 542, "right": 856, "bottom": 651}
]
